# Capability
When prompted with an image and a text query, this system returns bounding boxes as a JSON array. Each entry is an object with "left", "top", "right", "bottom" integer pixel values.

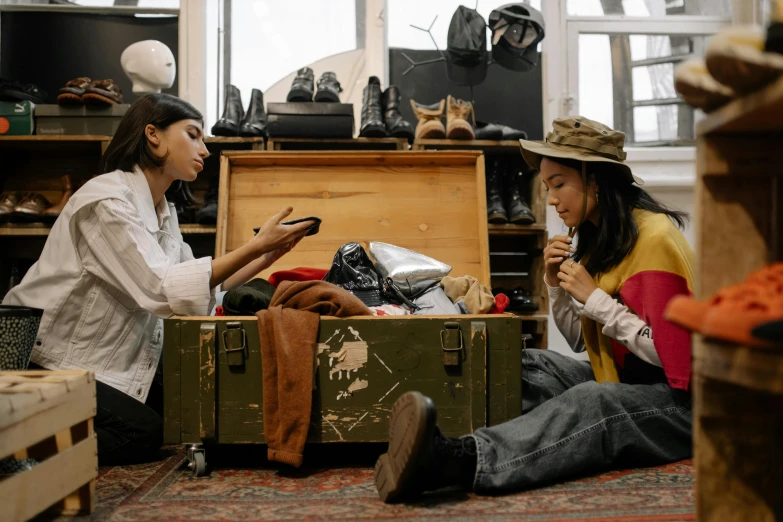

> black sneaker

[{"left": 374, "top": 391, "right": 477, "bottom": 503}]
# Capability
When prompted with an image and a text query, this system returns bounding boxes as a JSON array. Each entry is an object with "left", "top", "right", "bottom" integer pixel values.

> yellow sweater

[{"left": 581, "top": 209, "right": 695, "bottom": 390}]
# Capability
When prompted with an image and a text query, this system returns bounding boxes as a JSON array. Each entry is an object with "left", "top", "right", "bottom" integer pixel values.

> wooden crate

[
  {"left": 0, "top": 370, "right": 98, "bottom": 521},
  {"left": 692, "top": 71, "right": 783, "bottom": 520}
]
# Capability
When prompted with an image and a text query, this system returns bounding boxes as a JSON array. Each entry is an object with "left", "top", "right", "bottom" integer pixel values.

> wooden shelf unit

[
  {"left": 691, "top": 74, "right": 783, "bottom": 522},
  {"left": 267, "top": 137, "right": 408, "bottom": 151},
  {"left": 412, "top": 139, "right": 521, "bottom": 153}
]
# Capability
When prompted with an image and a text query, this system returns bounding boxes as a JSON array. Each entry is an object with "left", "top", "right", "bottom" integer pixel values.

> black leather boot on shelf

[
  {"left": 314, "top": 72, "right": 342, "bottom": 102},
  {"left": 287, "top": 67, "right": 315, "bottom": 102},
  {"left": 239, "top": 88, "right": 268, "bottom": 137},
  {"left": 382, "top": 86, "right": 414, "bottom": 141},
  {"left": 211, "top": 84, "right": 244, "bottom": 136},
  {"left": 486, "top": 158, "right": 508, "bottom": 224},
  {"left": 506, "top": 167, "right": 535, "bottom": 225},
  {"left": 196, "top": 177, "right": 219, "bottom": 225},
  {"left": 166, "top": 181, "right": 197, "bottom": 224},
  {"left": 359, "top": 76, "right": 388, "bottom": 138}
]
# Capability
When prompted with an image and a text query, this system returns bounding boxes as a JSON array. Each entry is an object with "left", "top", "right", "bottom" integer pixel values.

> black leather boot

[
  {"left": 374, "top": 392, "right": 477, "bottom": 503},
  {"left": 287, "top": 67, "right": 315, "bottom": 102},
  {"left": 382, "top": 86, "right": 414, "bottom": 141},
  {"left": 239, "top": 88, "right": 268, "bottom": 137},
  {"left": 487, "top": 157, "right": 508, "bottom": 224},
  {"left": 506, "top": 167, "right": 535, "bottom": 225},
  {"left": 211, "top": 84, "right": 244, "bottom": 136},
  {"left": 196, "top": 176, "right": 219, "bottom": 225},
  {"left": 360, "top": 76, "right": 388, "bottom": 138},
  {"left": 314, "top": 72, "right": 342, "bottom": 102}
]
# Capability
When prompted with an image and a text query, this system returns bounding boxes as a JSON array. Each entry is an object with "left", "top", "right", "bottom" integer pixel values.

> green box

[{"left": 0, "top": 100, "right": 34, "bottom": 135}]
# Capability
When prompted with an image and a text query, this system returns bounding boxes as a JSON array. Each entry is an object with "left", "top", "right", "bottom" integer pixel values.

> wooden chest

[{"left": 163, "top": 151, "right": 526, "bottom": 473}]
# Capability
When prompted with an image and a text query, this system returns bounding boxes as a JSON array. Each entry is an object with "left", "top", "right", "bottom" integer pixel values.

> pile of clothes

[{"left": 216, "top": 242, "right": 508, "bottom": 317}]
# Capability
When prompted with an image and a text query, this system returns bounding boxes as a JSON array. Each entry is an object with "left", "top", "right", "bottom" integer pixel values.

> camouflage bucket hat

[{"left": 519, "top": 116, "right": 643, "bottom": 185}]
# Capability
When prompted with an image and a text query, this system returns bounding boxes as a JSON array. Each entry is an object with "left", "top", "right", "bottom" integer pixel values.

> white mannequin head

[{"left": 121, "top": 40, "right": 176, "bottom": 94}]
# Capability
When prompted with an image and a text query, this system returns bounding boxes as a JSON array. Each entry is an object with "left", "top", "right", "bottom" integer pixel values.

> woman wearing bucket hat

[{"left": 374, "top": 116, "right": 696, "bottom": 501}]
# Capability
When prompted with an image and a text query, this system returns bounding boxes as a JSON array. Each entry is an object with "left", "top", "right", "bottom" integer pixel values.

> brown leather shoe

[
  {"left": 13, "top": 193, "right": 52, "bottom": 222},
  {"left": 83, "top": 79, "right": 123, "bottom": 106},
  {"left": 410, "top": 99, "right": 446, "bottom": 140},
  {"left": 0, "top": 192, "right": 24, "bottom": 222},
  {"left": 57, "top": 77, "right": 91, "bottom": 105},
  {"left": 446, "top": 95, "right": 475, "bottom": 140},
  {"left": 43, "top": 174, "right": 74, "bottom": 223}
]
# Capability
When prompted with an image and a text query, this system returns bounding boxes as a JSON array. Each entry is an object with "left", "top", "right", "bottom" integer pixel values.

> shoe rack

[
  {"left": 413, "top": 138, "right": 549, "bottom": 349},
  {"left": 266, "top": 137, "right": 408, "bottom": 151},
  {"left": 690, "top": 76, "right": 783, "bottom": 518}
]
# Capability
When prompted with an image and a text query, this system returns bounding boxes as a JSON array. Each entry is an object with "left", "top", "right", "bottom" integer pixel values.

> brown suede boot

[
  {"left": 446, "top": 95, "right": 475, "bottom": 140},
  {"left": 410, "top": 99, "right": 446, "bottom": 140},
  {"left": 43, "top": 174, "right": 74, "bottom": 223}
]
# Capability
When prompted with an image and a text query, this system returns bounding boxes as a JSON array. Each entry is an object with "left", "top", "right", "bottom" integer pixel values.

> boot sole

[
  {"left": 374, "top": 391, "right": 435, "bottom": 503},
  {"left": 287, "top": 88, "right": 314, "bottom": 102},
  {"left": 314, "top": 90, "right": 340, "bottom": 102},
  {"left": 360, "top": 123, "right": 389, "bottom": 138},
  {"left": 447, "top": 121, "right": 475, "bottom": 140},
  {"left": 415, "top": 121, "right": 446, "bottom": 140},
  {"left": 510, "top": 215, "right": 536, "bottom": 225},
  {"left": 488, "top": 212, "right": 509, "bottom": 224},
  {"left": 211, "top": 121, "right": 239, "bottom": 137}
]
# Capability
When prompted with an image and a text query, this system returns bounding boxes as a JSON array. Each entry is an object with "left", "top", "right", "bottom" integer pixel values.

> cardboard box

[
  {"left": 0, "top": 100, "right": 34, "bottom": 135},
  {"left": 34, "top": 104, "right": 129, "bottom": 136}
]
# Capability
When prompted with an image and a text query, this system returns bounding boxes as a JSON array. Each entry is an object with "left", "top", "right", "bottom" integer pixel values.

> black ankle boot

[
  {"left": 211, "top": 84, "right": 244, "bottom": 136},
  {"left": 239, "top": 88, "right": 268, "bottom": 137},
  {"left": 375, "top": 392, "right": 477, "bottom": 504},
  {"left": 382, "top": 86, "right": 414, "bottom": 141},
  {"left": 196, "top": 177, "right": 219, "bottom": 225},
  {"left": 287, "top": 67, "right": 314, "bottom": 102},
  {"left": 487, "top": 158, "right": 508, "bottom": 224},
  {"left": 360, "top": 76, "right": 388, "bottom": 138},
  {"left": 314, "top": 72, "right": 342, "bottom": 102},
  {"left": 506, "top": 167, "right": 535, "bottom": 225}
]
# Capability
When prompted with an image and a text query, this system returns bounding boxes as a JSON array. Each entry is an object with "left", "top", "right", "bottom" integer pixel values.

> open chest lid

[{"left": 216, "top": 151, "right": 491, "bottom": 286}]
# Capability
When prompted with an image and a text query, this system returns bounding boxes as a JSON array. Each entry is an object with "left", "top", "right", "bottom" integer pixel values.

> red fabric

[
  {"left": 489, "top": 293, "right": 510, "bottom": 314},
  {"left": 268, "top": 268, "right": 328, "bottom": 288},
  {"left": 619, "top": 270, "right": 693, "bottom": 391},
  {"left": 215, "top": 305, "right": 225, "bottom": 316}
]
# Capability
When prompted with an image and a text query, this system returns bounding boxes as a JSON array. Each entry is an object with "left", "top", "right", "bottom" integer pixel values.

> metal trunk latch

[
  {"left": 223, "top": 321, "right": 247, "bottom": 367},
  {"left": 440, "top": 322, "right": 464, "bottom": 367}
]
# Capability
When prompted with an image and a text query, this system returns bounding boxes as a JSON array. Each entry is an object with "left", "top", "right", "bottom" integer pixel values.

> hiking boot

[
  {"left": 359, "top": 76, "right": 388, "bottom": 138},
  {"left": 674, "top": 58, "right": 735, "bottom": 113},
  {"left": 287, "top": 67, "right": 315, "bottom": 102},
  {"left": 410, "top": 99, "right": 446, "bottom": 140},
  {"left": 382, "top": 85, "right": 414, "bottom": 141},
  {"left": 374, "top": 391, "right": 477, "bottom": 503},
  {"left": 446, "top": 94, "right": 475, "bottom": 140},
  {"left": 506, "top": 167, "right": 535, "bottom": 225},
  {"left": 212, "top": 84, "right": 244, "bottom": 136},
  {"left": 314, "top": 71, "right": 342, "bottom": 102},
  {"left": 486, "top": 157, "right": 508, "bottom": 224},
  {"left": 239, "top": 88, "right": 268, "bottom": 137},
  {"left": 705, "top": 25, "right": 783, "bottom": 94}
]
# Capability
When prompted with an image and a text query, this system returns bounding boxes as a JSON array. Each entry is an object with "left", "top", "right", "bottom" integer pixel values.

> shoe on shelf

[
  {"left": 0, "top": 192, "right": 24, "bottom": 222},
  {"left": 57, "top": 77, "right": 91, "bottom": 106},
  {"left": 287, "top": 67, "right": 315, "bottom": 102},
  {"left": 475, "top": 121, "right": 528, "bottom": 140},
  {"left": 12, "top": 193, "right": 52, "bottom": 222},
  {"left": 0, "top": 79, "right": 49, "bottom": 104},
  {"left": 665, "top": 262, "right": 783, "bottom": 347},
  {"left": 410, "top": 99, "right": 446, "bottom": 140},
  {"left": 382, "top": 85, "right": 414, "bottom": 141},
  {"left": 446, "top": 94, "right": 475, "bottom": 140},
  {"left": 42, "top": 174, "right": 74, "bottom": 224},
  {"left": 705, "top": 25, "right": 783, "bottom": 95},
  {"left": 486, "top": 157, "right": 508, "bottom": 224},
  {"left": 314, "top": 71, "right": 342, "bottom": 102},
  {"left": 506, "top": 166, "right": 535, "bottom": 225},
  {"left": 83, "top": 79, "right": 123, "bottom": 106},
  {"left": 239, "top": 88, "right": 268, "bottom": 137},
  {"left": 212, "top": 84, "right": 244, "bottom": 136},
  {"left": 359, "top": 76, "right": 388, "bottom": 138},
  {"left": 196, "top": 177, "right": 219, "bottom": 225},
  {"left": 508, "top": 287, "right": 538, "bottom": 313},
  {"left": 674, "top": 58, "right": 735, "bottom": 113},
  {"left": 374, "top": 391, "right": 476, "bottom": 503}
]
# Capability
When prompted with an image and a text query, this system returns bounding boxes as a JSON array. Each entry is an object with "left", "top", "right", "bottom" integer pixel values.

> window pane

[
  {"left": 578, "top": 33, "right": 706, "bottom": 146},
  {"left": 388, "top": 0, "right": 542, "bottom": 50},
  {"left": 567, "top": 0, "right": 731, "bottom": 17}
]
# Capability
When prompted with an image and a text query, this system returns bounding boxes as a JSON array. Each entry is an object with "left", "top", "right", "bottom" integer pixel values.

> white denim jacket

[{"left": 4, "top": 168, "right": 215, "bottom": 402}]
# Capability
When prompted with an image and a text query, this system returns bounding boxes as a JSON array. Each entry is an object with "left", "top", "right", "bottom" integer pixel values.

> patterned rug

[{"left": 41, "top": 446, "right": 695, "bottom": 521}]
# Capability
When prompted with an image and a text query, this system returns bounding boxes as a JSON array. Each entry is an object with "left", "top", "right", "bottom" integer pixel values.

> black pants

[{"left": 30, "top": 363, "right": 164, "bottom": 465}]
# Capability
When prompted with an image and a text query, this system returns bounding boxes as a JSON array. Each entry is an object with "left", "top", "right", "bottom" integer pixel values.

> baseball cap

[
  {"left": 446, "top": 5, "right": 489, "bottom": 86},
  {"left": 488, "top": 3, "right": 545, "bottom": 72}
]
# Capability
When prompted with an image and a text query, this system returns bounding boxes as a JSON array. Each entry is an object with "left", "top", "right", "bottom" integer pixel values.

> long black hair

[
  {"left": 99, "top": 93, "right": 203, "bottom": 174},
  {"left": 550, "top": 157, "right": 689, "bottom": 276}
]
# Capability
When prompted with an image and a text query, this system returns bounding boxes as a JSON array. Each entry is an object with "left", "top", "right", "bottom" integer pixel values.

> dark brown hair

[{"left": 98, "top": 93, "right": 203, "bottom": 174}]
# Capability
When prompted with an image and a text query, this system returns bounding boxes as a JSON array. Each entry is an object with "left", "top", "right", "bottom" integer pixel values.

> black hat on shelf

[
  {"left": 446, "top": 5, "right": 489, "bottom": 86},
  {"left": 488, "top": 3, "right": 545, "bottom": 72}
]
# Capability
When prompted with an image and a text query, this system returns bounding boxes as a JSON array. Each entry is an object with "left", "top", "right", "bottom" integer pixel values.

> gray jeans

[{"left": 471, "top": 349, "right": 692, "bottom": 493}]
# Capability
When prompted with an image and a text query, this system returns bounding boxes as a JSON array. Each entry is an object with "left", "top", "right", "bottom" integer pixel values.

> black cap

[
  {"left": 446, "top": 5, "right": 489, "bottom": 86},
  {"left": 488, "top": 3, "right": 545, "bottom": 72}
]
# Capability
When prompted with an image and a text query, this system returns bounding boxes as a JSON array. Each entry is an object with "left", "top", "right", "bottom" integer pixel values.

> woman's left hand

[
  {"left": 258, "top": 237, "right": 302, "bottom": 271},
  {"left": 558, "top": 259, "right": 598, "bottom": 304}
]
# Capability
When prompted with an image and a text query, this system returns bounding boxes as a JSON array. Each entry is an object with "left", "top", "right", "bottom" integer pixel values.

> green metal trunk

[{"left": 163, "top": 315, "right": 522, "bottom": 445}]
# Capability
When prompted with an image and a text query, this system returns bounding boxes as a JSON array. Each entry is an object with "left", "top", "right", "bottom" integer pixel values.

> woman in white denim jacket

[{"left": 4, "top": 94, "right": 312, "bottom": 464}]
